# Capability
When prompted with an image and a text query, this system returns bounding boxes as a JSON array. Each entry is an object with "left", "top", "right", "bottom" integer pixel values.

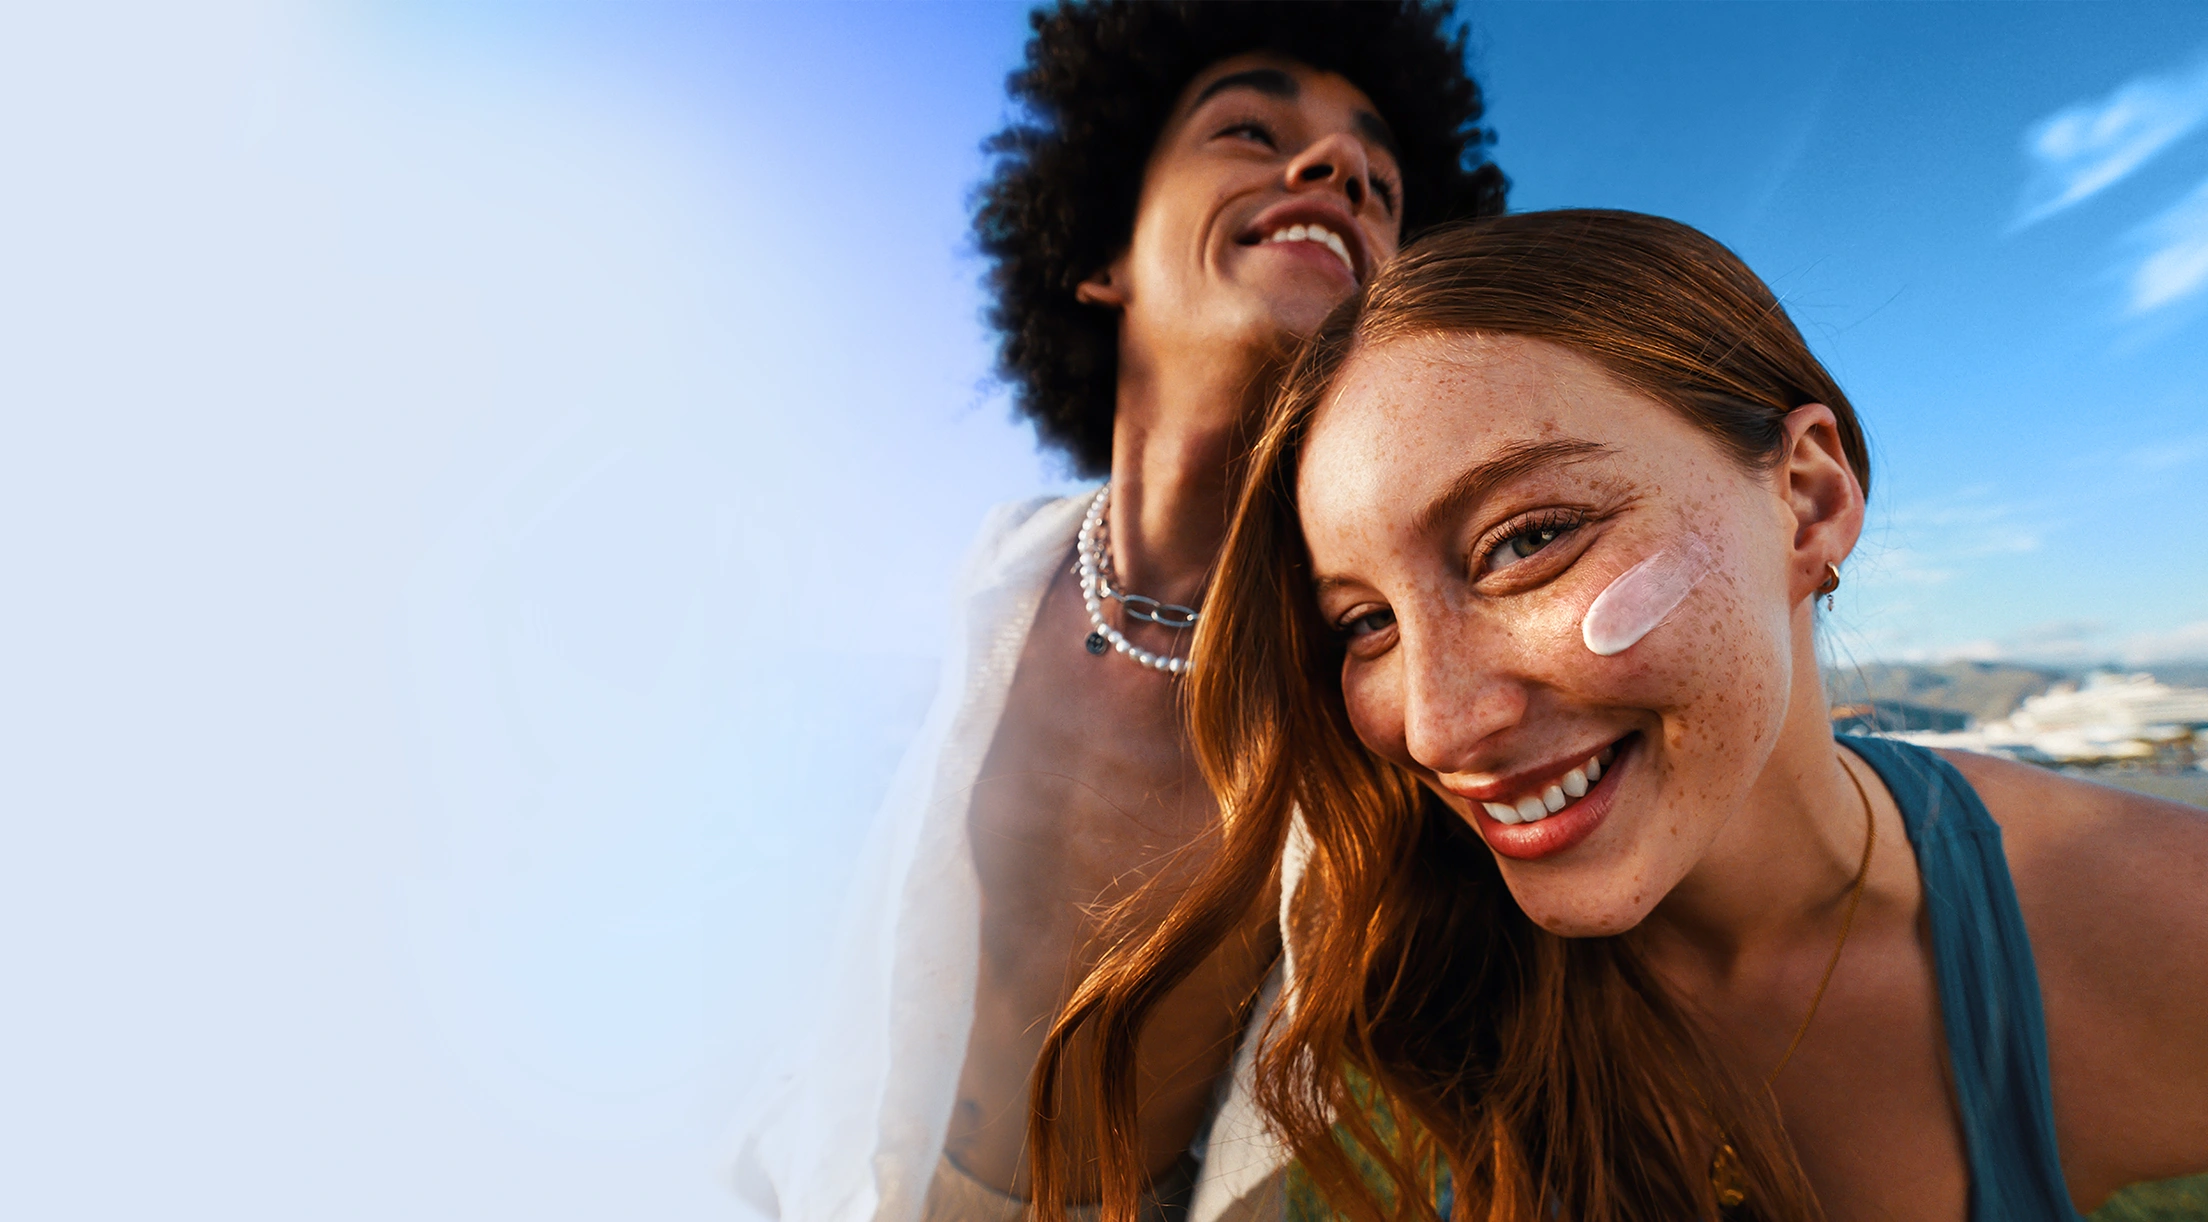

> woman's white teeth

[
  {"left": 1485, "top": 750, "right": 1612, "bottom": 826},
  {"left": 1266, "top": 224, "right": 1354, "bottom": 274}
]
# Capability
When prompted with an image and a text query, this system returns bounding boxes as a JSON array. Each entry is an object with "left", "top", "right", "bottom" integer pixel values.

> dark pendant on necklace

[{"left": 1085, "top": 631, "right": 1108, "bottom": 656}]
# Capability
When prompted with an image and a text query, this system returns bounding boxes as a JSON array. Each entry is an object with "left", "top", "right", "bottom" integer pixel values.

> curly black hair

[{"left": 974, "top": 1, "right": 1508, "bottom": 476}]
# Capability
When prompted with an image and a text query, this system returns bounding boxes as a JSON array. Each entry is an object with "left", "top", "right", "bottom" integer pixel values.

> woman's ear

[
  {"left": 1075, "top": 253, "right": 1130, "bottom": 308},
  {"left": 1779, "top": 404, "right": 1864, "bottom": 605}
]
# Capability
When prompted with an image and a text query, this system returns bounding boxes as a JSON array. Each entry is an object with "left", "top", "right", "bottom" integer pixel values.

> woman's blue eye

[
  {"left": 1343, "top": 608, "right": 1395, "bottom": 637},
  {"left": 1482, "top": 523, "right": 1572, "bottom": 575}
]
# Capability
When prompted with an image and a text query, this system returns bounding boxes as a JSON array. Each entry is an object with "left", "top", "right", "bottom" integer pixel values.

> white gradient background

[{"left": 1, "top": 3, "right": 2202, "bottom": 1219}]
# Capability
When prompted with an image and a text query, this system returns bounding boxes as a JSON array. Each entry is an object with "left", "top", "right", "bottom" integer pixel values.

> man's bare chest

[{"left": 965, "top": 565, "right": 1219, "bottom": 960}]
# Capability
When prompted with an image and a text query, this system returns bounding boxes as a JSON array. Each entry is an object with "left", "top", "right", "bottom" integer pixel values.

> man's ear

[
  {"left": 1075, "top": 253, "right": 1130, "bottom": 308},
  {"left": 1779, "top": 403, "right": 1865, "bottom": 605}
]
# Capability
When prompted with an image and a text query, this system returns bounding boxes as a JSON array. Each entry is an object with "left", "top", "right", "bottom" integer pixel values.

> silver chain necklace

[{"left": 1076, "top": 484, "right": 1199, "bottom": 675}]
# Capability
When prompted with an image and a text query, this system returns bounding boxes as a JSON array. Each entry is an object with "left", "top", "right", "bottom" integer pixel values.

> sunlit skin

[
  {"left": 1078, "top": 52, "right": 1404, "bottom": 595},
  {"left": 1297, "top": 332, "right": 2208, "bottom": 1219},
  {"left": 946, "top": 53, "right": 1405, "bottom": 1198}
]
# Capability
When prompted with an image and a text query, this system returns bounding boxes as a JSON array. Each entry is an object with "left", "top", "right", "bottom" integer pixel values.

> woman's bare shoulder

[
  {"left": 1937, "top": 750, "right": 2208, "bottom": 1196},
  {"left": 1936, "top": 749, "right": 2207, "bottom": 949},
  {"left": 1935, "top": 750, "right": 2208, "bottom": 893}
]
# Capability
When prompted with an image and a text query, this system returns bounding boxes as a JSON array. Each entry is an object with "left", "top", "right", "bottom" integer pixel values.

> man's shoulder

[
  {"left": 959, "top": 490, "right": 1093, "bottom": 591},
  {"left": 975, "top": 490, "right": 1085, "bottom": 543}
]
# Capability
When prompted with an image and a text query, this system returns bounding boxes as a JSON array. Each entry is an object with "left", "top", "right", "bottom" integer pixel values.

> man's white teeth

[
  {"left": 1485, "top": 750, "right": 1611, "bottom": 826},
  {"left": 1265, "top": 223, "right": 1354, "bottom": 275}
]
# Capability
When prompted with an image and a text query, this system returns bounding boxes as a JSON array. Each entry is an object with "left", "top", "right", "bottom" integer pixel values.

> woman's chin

[{"left": 1503, "top": 880, "right": 1661, "bottom": 939}]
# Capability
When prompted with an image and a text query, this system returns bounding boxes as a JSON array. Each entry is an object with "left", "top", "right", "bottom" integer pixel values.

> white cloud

[
  {"left": 2013, "top": 48, "right": 2208, "bottom": 229},
  {"left": 2126, "top": 172, "right": 2208, "bottom": 312},
  {"left": 2118, "top": 619, "right": 2208, "bottom": 664},
  {"left": 1944, "top": 638, "right": 2010, "bottom": 663},
  {"left": 2125, "top": 430, "right": 2208, "bottom": 470},
  {"left": 1900, "top": 618, "right": 2208, "bottom": 667},
  {"left": 1885, "top": 494, "right": 2043, "bottom": 554}
]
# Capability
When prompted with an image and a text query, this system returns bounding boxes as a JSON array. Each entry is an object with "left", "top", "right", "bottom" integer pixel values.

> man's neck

[{"left": 1101, "top": 344, "right": 1275, "bottom": 607}]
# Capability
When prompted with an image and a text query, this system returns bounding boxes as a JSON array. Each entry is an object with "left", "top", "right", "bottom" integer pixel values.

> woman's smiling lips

[{"left": 1441, "top": 736, "right": 1633, "bottom": 861}]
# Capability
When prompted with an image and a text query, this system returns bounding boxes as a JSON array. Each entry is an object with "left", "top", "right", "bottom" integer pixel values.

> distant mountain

[
  {"left": 1824, "top": 661, "right": 2066, "bottom": 725},
  {"left": 1824, "top": 659, "right": 2208, "bottom": 726},
  {"left": 2142, "top": 661, "right": 2208, "bottom": 690}
]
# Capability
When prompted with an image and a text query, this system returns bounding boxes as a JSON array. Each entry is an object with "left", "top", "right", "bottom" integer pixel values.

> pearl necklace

[{"left": 1076, "top": 485, "right": 1199, "bottom": 675}]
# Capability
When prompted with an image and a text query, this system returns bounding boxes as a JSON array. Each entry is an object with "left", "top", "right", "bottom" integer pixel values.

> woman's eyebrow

[{"left": 1412, "top": 439, "right": 1612, "bottom": 536}]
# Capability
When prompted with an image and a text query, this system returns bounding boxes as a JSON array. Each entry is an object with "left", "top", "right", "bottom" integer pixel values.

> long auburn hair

[{"left": 1025, "top": 211, "right": 1872, "bottom": 1222}]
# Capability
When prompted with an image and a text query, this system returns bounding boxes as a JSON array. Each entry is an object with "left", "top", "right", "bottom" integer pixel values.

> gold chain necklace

[{"left": 1712, "top": 751, "right": 1879, "bottom": 1208}]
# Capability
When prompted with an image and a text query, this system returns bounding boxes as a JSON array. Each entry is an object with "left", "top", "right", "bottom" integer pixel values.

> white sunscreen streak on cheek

[{"left": 1580, "top": 535, "right": 1716, "bottom": 657}]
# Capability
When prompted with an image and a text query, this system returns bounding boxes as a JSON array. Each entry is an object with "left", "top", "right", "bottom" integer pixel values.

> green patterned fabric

[
  {"left": 1289, "top": 1165, "right": 2208, "bottom": 1221},
  {"left": 2090, "top": 1175, "right": 2208, "bottom": 1222},
  {"left": 1280, "top": 1078, "right": 2208, "bottom": 1221},
  {"left": 1282, "top": 1072, "right": 1441, "bottom": 1222}
]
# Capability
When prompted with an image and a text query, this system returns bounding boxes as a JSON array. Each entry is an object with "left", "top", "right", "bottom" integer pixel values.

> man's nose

[
  {"left": 1283, "top": 131, "right": 1374, "bottom": 213},
  {"left": 1398, "top": 628, "right": 1528, "bottom": 776}
]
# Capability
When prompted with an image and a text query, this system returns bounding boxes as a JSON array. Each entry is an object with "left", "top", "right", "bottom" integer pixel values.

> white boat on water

[{"left": 1888, "top": 672, "right": 2208, "bottom": 768}]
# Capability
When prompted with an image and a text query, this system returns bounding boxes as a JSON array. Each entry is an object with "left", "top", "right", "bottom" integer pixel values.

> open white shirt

[{"left": 730, "top": 492, "right": 1300, "bottom": 1222}]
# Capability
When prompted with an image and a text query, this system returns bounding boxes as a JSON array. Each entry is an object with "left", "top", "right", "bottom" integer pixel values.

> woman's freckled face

[{"left": 1295, "top": 333, "right": 1799, "bottom": 937}]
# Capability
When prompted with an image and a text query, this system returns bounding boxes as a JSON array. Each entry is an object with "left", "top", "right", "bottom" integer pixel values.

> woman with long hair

[{"left": 1025, "top": 211, "right": 2208, "bottom": 1221}]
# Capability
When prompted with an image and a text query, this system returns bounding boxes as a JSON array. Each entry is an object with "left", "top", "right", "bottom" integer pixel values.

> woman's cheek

[
  {"left": 1340, "top": 658, "right": 1410, "bottom": 768},
  {"left": 1663, "top": 556, "right": 1793, "bottom": 762}
]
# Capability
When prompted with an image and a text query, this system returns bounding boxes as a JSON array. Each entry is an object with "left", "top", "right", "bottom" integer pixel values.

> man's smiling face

[{"left": 1085, "top": 52, "right": 1406, "bottom": 357}]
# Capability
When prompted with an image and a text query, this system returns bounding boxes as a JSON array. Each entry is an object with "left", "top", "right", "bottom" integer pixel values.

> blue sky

[
  {"left": 1475, "top": 3, "right": 2208, "bottom": 668},
  {"left": 2, "top": 4, "right": 2203, "bottom": 1219}
]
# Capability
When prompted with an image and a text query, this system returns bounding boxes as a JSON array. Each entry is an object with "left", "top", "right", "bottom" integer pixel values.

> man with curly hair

[{"left": 734, "top": 5, "right": 1502, "bottom": 1221}]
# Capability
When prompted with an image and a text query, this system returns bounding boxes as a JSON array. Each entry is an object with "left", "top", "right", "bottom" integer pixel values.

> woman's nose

[
  {"left": 1398, "top": 630, "right": 1528, "bottom": 776},
  {"left": 1283, "top": 131, "right": 1373, "bottom": 214}
]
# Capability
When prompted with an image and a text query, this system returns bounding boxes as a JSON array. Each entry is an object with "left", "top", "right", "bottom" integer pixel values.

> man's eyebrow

[
  {"left": 1190, "top": 68, "right": 1299, "bottom": 110},
  {"left": 1353, "top": 111, "right": 1399, "bottom": 159},
  {"left": 1411, "top": 439, "right": 1613, "bottom": 537},
  {"left": 1188, "top": 69, "right": 1399, "bottom": 160}
]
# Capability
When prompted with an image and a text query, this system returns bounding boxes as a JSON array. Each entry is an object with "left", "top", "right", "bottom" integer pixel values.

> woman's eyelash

[
  {"left": 1477, "top": 509, "right": 1590, "bottom": 570},
  {"left": 1370, "top": 175, "right": 1397, "bottom": 212},
  {"left": 1329, "top": 606, "right": 1396, "bottom": 640}
]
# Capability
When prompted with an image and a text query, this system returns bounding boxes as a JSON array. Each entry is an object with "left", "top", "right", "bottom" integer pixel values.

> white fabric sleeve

[
  {"left": 1187, "top": 812, "right": 1313, "bottom": 1222},
  {"left": 725, "top": 494, "right": 1079, "bottom": 1222}
]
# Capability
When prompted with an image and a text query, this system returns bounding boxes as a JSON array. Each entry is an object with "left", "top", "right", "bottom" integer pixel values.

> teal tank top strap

[{"left": 1838, "top": 734, "right": 2083, "bottom": 1222}]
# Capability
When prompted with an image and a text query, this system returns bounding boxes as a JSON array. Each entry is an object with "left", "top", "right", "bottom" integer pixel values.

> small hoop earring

[{"left": 1817, "top": 562, "right": 1841, "bottom": 611}]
